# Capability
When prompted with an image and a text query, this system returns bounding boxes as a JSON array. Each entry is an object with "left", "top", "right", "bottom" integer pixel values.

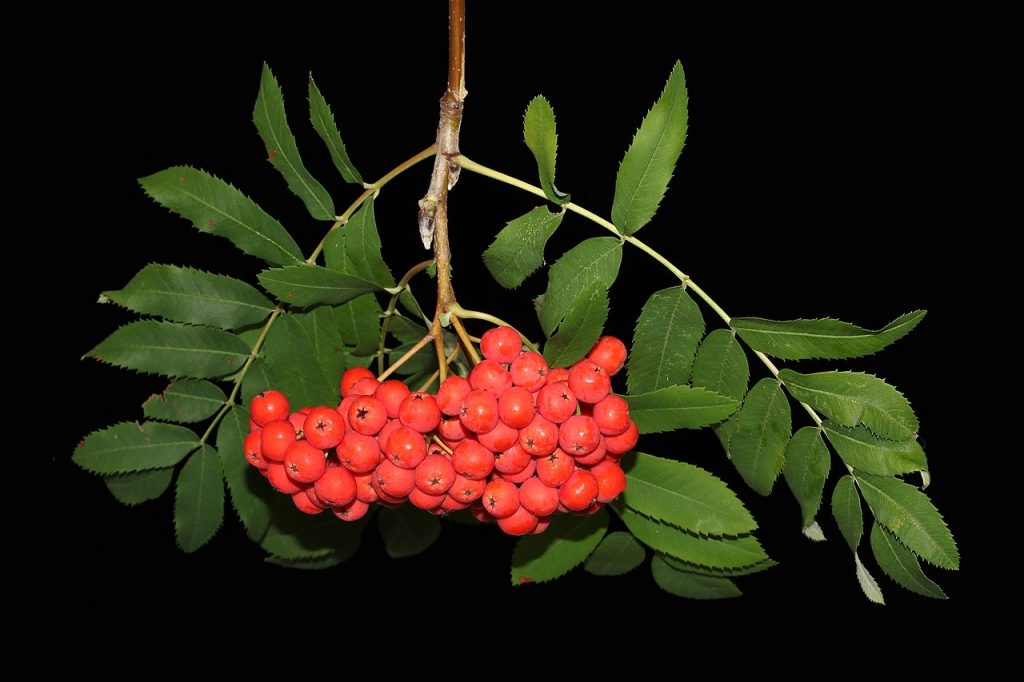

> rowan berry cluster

[{"left": 243, "top": 327, "right": 635, "bottom": 535}]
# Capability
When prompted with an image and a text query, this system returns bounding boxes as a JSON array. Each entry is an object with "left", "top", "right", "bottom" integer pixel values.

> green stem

[
  {"left": 454, "top": 154, "right": 824, "bottom": 428},
  {"left": 446, "top": 302, "right": 542, "bottom": 355},
  {"left": 378, "top": 259, "right": 435, "bottom": 375}
]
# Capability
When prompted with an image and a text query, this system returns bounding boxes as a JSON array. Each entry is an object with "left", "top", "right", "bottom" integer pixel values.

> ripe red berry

[
  {"left": 266, "top": 463, "right": 303, "bottom": 494},
  {"left": 559, "top": 415, "right": 602, "bottom": 457},
  {"left": 348, "top": 396, "right": 389, "bottom": 435},
  {"left": 480, "top": 326, "right": 523, "bottom": 364},
  {"left": 536, "top": 448, "right": 574, "bottom": 487},
  {"left": 374, "top": 458, "right": 417, "bottom": 498},
  {"left": 287, "top": 408, "right": 309, "bottom": 433},
  {"left": 499, "top": 458, "right": 536, "bottom": 484},
  {"left": 314, "top": 467, "right": 357, "bottom": 507},
  {"left": 250, "top": 390, "right": 290, "bottom": 427},
  {"left": 592, "top": 394, "right": 630, "bottom": 435},
  {"left": 409, "top": 487, "right": 446, "bottom": 511},
  {"left": 568, "top": 359, "right": 611, "bottom": 404},
  {"left": 605, "top": 419, "right": 639, "bottom": 455},
  {"left": 438, "top": 414, "right": 469, "bottom": 441},
  {"left": 509, "top": 352, "right": 549, "bottom": 392},
  {"left": 284, "top": 440, "right": 327, "bottom": 483},
  {"left": 498, "top": 386, "right": 535, "bottom": 429},
  {"left": 519, "top": 476, "right": 560, "bottom": 516},
  {"left": 449, "top": 474, "right": 486, "bottom": 503},
  {"left": 340, "top": 366, "right": 376, "bottom": 397},
  {"left": 493, "top": 442, "right": 531, "bottom": 475},
  {"left": 385, "top": 425, "right": 428, "bottom": 469},
  {"left": 587, "top": 336, "right": 628, "bottom": 375},
  {"left": 441, "top": 494, "right": 470, "bottom": 512},
  {"left": 353, "top": 472, "right": 378, "bottom": 503},
  {"left": 496, "top": 505, "right": 539, "bottom": 535},
  {"left": 398, "top": 392, "right": 442, "bottom": 433},
  {"left": 303, "top": 406, "right": 345, "bottom": 449},
  {"left": 590, "top": 459, "right": 627, "bottom": 503},
  {"left": 243, "top": 432, "right": 268, "bottom": 470},
  {"left": 452, "top": 439, "right": 495, "bottom": 480},
  {"left": 559, "top": 470, "right": 600, "bottom": 511},
  {"left": 260, "top": 420, "right": 296, "bottom": 462},
  {"left": 459, "top": 389, "right": 499, "bottom": 434},
  {"left": 519, "top": 415, "right": 559, "bottom": 457},
  {"left": 476, "top": 419, "right": 519, "bottom": 453},
  {"left": 573, "top": 437, "right": 607, "bottom": 466},
  {"left": 336, "top": 432, "right": 382, "bottom": 474},
  {"left": 292, "top": 489, "right": 325, "bottom": 515},
  {"left": 532, "top": 516, "right": 551, "bottom": 534},
  {"left": 436, "top": 375, "right": 472, "bottom": 416},
  {"left": 545, "top": 367, "right": 570, "bottom": 384},
  {"left": 374, "top": 380, "right": 411, "bottom": 418},
  {"left": 469, "top": 359, "right": 512, "bottom": 395},
  {"left": 482, "top": 478, "right": 520, "bottom": 519},
  {"left": 333, "top": 498, "right": 369, "bottom": 521},
  {"left": 348, "top": 376, "right": 381, "bottom": 396},
  {"left": 535, "top": 382, "right": 578, "bottom": 424},
  {"left": 414, "top": 453, "right": 456, "bottom": 495}
]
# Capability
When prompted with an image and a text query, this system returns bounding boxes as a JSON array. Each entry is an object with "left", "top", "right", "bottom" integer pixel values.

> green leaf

[
  {"left": 253, "top": 63, "right": 334, "bottom": 220},
  {"left": 261, "top": 309, "right": 351, "bottom": 407},
  {"left": 782, "top": 426, "right": 831, "bottom": 529},
  {"left": 691, "top": 329, "right": 750, "bottom": 403},
  {"left": 174, "top": 444, "right": 225, "bottom": 552},
  {"left": 660, "top": 553, "right": 777, "bottom": 577},
  {"left": 104, "top": 468, "right": 174, "bottom": 506},
  {"left": 537, "top": 237, "right": 622, "bottom": 336},
  {"left": 102, "top": 264, "right": 274, "bottom": 331},
  {"left": 726, "top": 378, "right": 791, "bottom": 496},
  {"left": 260, "top": 495, "right": 366, "bottom": 560},
  {"left": 621, "top": 452, "right": 755, "bottom": 535},
  {"left": 143, "top": 379, "right": 227, "bottom": 423},
  {"left": 88, "top": 320, "right": 249, "bottom": 379},
  {"left": 266, "top": 550, "right": 356, "bottom": 570},
  {"left": 802, "top": 520, "right": 827, "bottom": 542},
  {"left": 139, "top": 166, "right": 302, "bottom": 266},
  {"left": 217, "top": 407, "right": 272, "bottom": 540},
  {"left": 336, "top": 294, "right": 383, "bottom": 356},
  {"left": 855, "top": 473, "right": 959, "bottom": 570},
  {"left": 651, "top": 555, "right": 741, "bottom": 599},
  {"left": 584, "top": 532, "right": 646, "bottom": 576},
  {"left": 869, "top": 523, "right": 947, "bottom": 599},
  {"left": 855, "top": 553, "right": 886, "bottom": 605},
  {"left": 619, "top": 507, "right": 769, "bottom": 569},
  {"left": 258, "top": 264, "right": 381, "bottom": 307},
  {"left": 377, "top": 505, "right": 442, "bottom": 559},
  {"left": 511, "top": 508, "right": 608, "bottom": 585},
  {"left": 523, "top": 95, "right": 568, "bottom": 203},
  {"left": 74, "top": 421, "right": 199, "bottom": 475},
  {"left": 823, "top": 423, "right": 928, "bottom": 476},
  {"left": 308, "top": 74, "right": 362, "bottom": 184},
  {"left": 831, "top": 475, "right": 863, "bottom": 552},
  {"left": 240, "top": 357, "right": 274, "bottom": 406},
  {"left": 543, "top": 282, "right": 608, "bottom": 367},
  {"left": 323, "top": 199, "right": 395, "bottom": 287},
  {"left": 626, "top": 385, "right": 739, "bottom": 434},
  {"left": 482, "top": 207, "right": 564, "bottom": 289},
  {"left": 731, "top": 311, "right": 926, "bottom": 360},
  {"left": 399, "top": 287, "right": 429, "bottom": 324},
  {"left": 627, "top": 286, "right": 704, "bottom": 394},
  {"left": 611, "top": 61, "right": 688, "bottom": 235},
  {"left": 780, "top": 370, "right": 918, "bottom": 441}
]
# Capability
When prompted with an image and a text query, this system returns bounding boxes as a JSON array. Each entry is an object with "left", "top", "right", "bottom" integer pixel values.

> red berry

[
  {"left": 469, "top": 502, "right": 494, "bottom": 523},
  {"left": 568, "top": 359, "right": 611, "bottom": 404},
  {"left": 510, "top": 352, "right": 549, "bottom": 392},
  {"left": 349, "top": 376, "right": 381, "bottom": 396},
  {"left": 336, "top": 432, "right": 382, "bottom": 474},
  {"left": 374, "top": 380, "right": 411, "bottom": 418},
  {"left": 314, "top": 467, "right": 357, "bottom": 507},
  {"left": 284, "top": 440, "right": 327, "bottom": 483},
  {"left": 499, "top": 458, "right": 536, "bottom": 484},
  {"left": 493, "top": 442, "right": 531, "bottom": 475},
  {"left": 590, "top": 459, "right": 627, "bottom": 503},
  {"left": 573, "top": 437, "right": 607, "bottom": 466},
  {"left": 353, "top": 472, "right": 378, "bottom": 503},
  {"left": 497, "top": 505, "right": 539, "bottom": 535},
  {"left": 605, "top": 420, "right": 639, "bottom": 455},
  {"left": 287, "top": 408, "right": 309, "bottom": 433},
  {"left": 303, "top": 406, "right": 346, "bottom": 449},
  {"left": 266, "top": 463, "right": 303, "bottom": 494},
  {"left": 250, "top": 390, "right": 290, "bottom": 426},
  {"left": 436, "top": 375, "right": 472, "bottom": 416},
  {"left": 469, "top": 359, "right": 512, "bottom": 395},
  {"left": 348, "top": 396, "right": 389, "bottom": 435},
  {"left": 414, "top": 453, "right": 456, "bottom": 495},
  {"left": 498, "top": 386, "right": 535, "bottom": 429},
  {"left": 559, "top": 470, "right": 599, "bottom": 511},
  {"left": 340, "top": 367, "right": 376, "bottom": 397},
  {"left": 385, "top": 425, "right": 428, "bottom": 469},
  {"left": 243, "top": 432, "right": 268, "bottom": 470},
  {"left": 459, "top": 389, "right": 499, "bottom": 434},
  {"left": 452, "top": 439, "right": 495, "bottom": 480},
  {"left": 409, "top": 487, "right": 446, "bottom": 511},
  {"left": 480, "top": 326, "right": 523, "bottom": 363},
  {"left": 260, "top": 420, "right": 296, "bottom": 462},
  {"left": 592, "top": 394, "right": 630, "bottom": 435},
  {"left": 441, "top": 494, "right": 470, "bottom": 512},
  {"left": 536, "top": 448, "right": 574, "bottom": 487},
  {"left": 335, "top": 395, "right": 356, "bottom": 429},
  {"left": 374, "top": 458, "right": 417, "bottom": 498},
  {"left": 376, "top": 418, "right": 403, "bottom": 452},
  {"left": 482, "top": 478, "right": 520, "bottom": 519},
  {"left": 398, "top": 392, "right": 442, "bottom": 433},
  {"left": 292, "top": 489, "right": 324, "bottom": 515},
  {"left": 587, "top": 336, "right": 628, "bottom": 375},
  {"left": 535, "top": 382, "right": 578, "bottom": 424},
  {"left": 545, "top": 367, "right": 570, "bottom": 384},
  {"left": 559, "top": 415, "right": 602, "bottom": 457},
  {"left": 532, "top": 516, "right": 551, "bottom": 534},
  {"left": 519, "top": 476, "right": 560, "bottom": 517},
  {"left": 438, "top": 413, "right": 469, "bottom": 441},
  {"left": 333, "top": 498, "right": 369, "bottom": 521},
  {"left": 449, "top": 474, "right": 486, "bottom": 503},
  {"left": 476, "top": 419, "right": 519, "bottom": 453},
  {"left": 519, "top": 415, "right": 559, "bottom": 457}
]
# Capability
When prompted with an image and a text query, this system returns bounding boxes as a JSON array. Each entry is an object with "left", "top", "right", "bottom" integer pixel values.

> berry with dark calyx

[
  {"left": 592, "top": 394, "right": 630, "bottom": 436},
  {"left": 519, "top": 414, "right": 559, "bottom": 457},
  {"left": 353, "top": 472, "right": 378, "bottom": 504},
  {"left": 303, "top": 406, "right": 346, "bottom": 449},
  {"left": 499, "top": 458, "right": 536, "bottom": 484},
  {"left": 459, "top": 389, "right": 499, "bottom": 434},
  {"left": 587, "top": 336, "right": 628, "bottom": 376},
  {"left": 333, "top": 499, "right": 369, "bottom": 522},
  {"left": 348, "top": 376, "right": 381, "bottom": 396},
  {"left": 482, "top": 478, "right": 520, "bottom": 519},
  {"left": 559, "top": 415, "right": 602, "bottom": 457},
  {"left": 292, "top": 489, "right": 325, "bottom": 515},
  {"left": 480, "top": 325, "right": 523, "bottom": 363},
  {"left": 449, "top": 474, "right": 486, "bottom": 503},
  {"left": 438, "top": 413, "right": 469, "bottom": 441},
  {"left": 568, "top": 359, "right": 611, "bottom": 404},
  {"left": 535, "top": 382, "right": 578, "bottom": 424},
  {"left": 604, "top": 420, "right": 639, "bottom": 456},
  {"left": 336, "top": 432, "right": 382, "bottom": 474},
  {"left": 385, "top": 425, "right": 428, "bottom": 469},
  {"left": 250, "top": 389, "right": 290, "bottom": 426},
  {"left": 243, "top": 432, "right": 268, "bottom": 470},
  {"left": 536, "top": 448, "right": 574, "bottom": 487},
  {"left": 314, "top": 467, "right": 357, "bottom": 507},
  {"left": 559, "top": 470, "right": 600, "bottom": 511},
  {"left": 266, "top": 463, "right": 303, "bottom": 495},
  {"left": 260, "top": 420, "right": 297, "bottom": 462},
  {"left": 287, "top": 408, "right": 310, "bottom": 433},
  {"left": 398, "top": 392, "right": 442, "bottom": 433},
  {"left": 509, "top": 352, "right": 549, "bottom": 392},
  {"left": 573, "top": 438, "right": 607, "bottom": 466},
  {"left": 493, "top": 442, "right": 531, "bottom": 475},
  {"left": 284, "top": 440, "right": 327, "bottom": 483},
  {"left": 469, "top": 359, "right": 513, "bottom": 395},
  {"left": 340, "top": 367, "right": 376, "bottom": 397},
  {"left": 519, "top": 476, "right": 560, "bottom": 517},
  {"left": 374, "top": 458, "right": 417, "bottom": 498},
  {"left": 348, "top": 395, "right": 389, "bottom": 436},
  {"left": 590, "top": 459, "right": 627, "bottom": 503},
  {"left": 374, "top": 379, "right": 411, "bottom": 418},
  {"left": 498, "top": 386, "right": 535, "bottom": 429},
  {"left": 497, "top": 505, "right": 539, "bottom": 535},
  {"left": 436, "top": 375, "right": 471, "bottom": 416},
  {"left": 414, "top": 453, "right": 456, "bottom": 495}
]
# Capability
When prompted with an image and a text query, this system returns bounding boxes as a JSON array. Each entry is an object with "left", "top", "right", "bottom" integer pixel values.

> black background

[{"left": 57, "top": 4, "right": 981, "bottom": 626}]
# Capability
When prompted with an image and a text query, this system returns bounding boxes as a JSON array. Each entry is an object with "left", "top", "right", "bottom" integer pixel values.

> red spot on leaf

[
  {"left": 179, "top": 175, "right": 186, "bottom": 183},
  {"left": 518, "top": 577, "right": 534, "bottom": 584},
  {"left": 268, "top": 149, "right": 277, "bottom": 159},
  {"left": 286, "top": 293, "right": 294, "bottom": 299},
  {"left": 226, "top": 358, "right": 233, "bottom": 365},
  {"left": 77, "top": 439, "right": 86, "bottom": 448},
  {"left": 207, "top": 219, "right": 214, "bottom": 226}
]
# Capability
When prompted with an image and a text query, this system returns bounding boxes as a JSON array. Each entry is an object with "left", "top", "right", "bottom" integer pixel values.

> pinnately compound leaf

[
  {"left": 523, "top": 95, "right": 569, "bottom": 204},
  {"left": 651, "top": 555, "right": 742, "bottom": 600},
  {"left": 782, "top": 426, "right": 831, "bottom": 529},
  {"left": 831, "top": 475, "right": 864, "bottom": 552},
  {"left": 88, "top": 320, "right": 250, "bottom": 379},
  {"left": 855, "top": 473, "right": 959, "bottom": 570},
  {"left": 73, "top": 421, "right": 199, "bottom": 475},
  {"left": 102, "top": 264, "right": 275, "bottom": 330},
  {"left": 659, "top": 553, "right": 776, "bottom": 577},
  {"left": 731, "top": 311, "right": 926, "bottom": 360},
  {"left": 626, "top": 385, "right": 739, "bottom": 433},
  {"left": 511, "top": 508, "right": 608, "bottom": 585},
  {"left": 335, "top": 294, "right": 384, "bottom": 357},
  {"left": 823, "top": 423, "right": 928, "bottom": 476},
  {"left": 543, "top": 282, "right": 608, "bottom": 367},
  {"left": 537, "top": 237, "right": 622, "bottom": 337},
  {"left": 627, "top": 286, "right": 704, "bottom": 395},
  {"left": 139, "top": 166, "right": 303, "bottom": 266},
  {"left": 584, "top": 532, "right": 646, "bottom": 576},
  {"left": 482, "top": 206, "right": 564, "bottom": 289},
  {"left": 308, "top": 74, "right": 363, "bottom": 184},
  {"left": 612, "top": 61, "right": 688, "bottom": 235},
  {"left": 254, "top": 63, "right": 335, "bottom": 220},
  {"left": 143, "top": 379, "right": 227, "bottom": 424},
  {"left": 726, "top": 378, "right": 791, "bottom": 496},
  {"left": 261, "top": 309, "right": 351, "bottom": 408},
  {"left": 104, "top": 468, "right": 174, "bottom": 506},
  {"left": 619, "top": 507, "right": 769, "bottom": 569},
  {"left": 174, "top": 444, "right": 225, "bottom": 553},
  {"left": 690, "top": 329, "right": 750, "bottom": 402},
  {"left": 378, "top": 505, "right": 442, "bottom": 559},
  {"left": 780, "top": 369, "right": 918, "bottom": 441},
  {"left": 855, "top": 552, "right": 886, "bottom": 605},
  {"left": 217, "top": 407, "right": 272, "bottom": 540},
  {"left": 258, "top": 264, "right": 381, "bottom": 308},
  {"left": 869, "top": 523, "right": 947, "bottom": 599},
  {"left": 323, "top": 199, "right": 396, "bottom": 287},
  {"left": 621, "top": 452, "right": 756, "bottom": 536}
]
